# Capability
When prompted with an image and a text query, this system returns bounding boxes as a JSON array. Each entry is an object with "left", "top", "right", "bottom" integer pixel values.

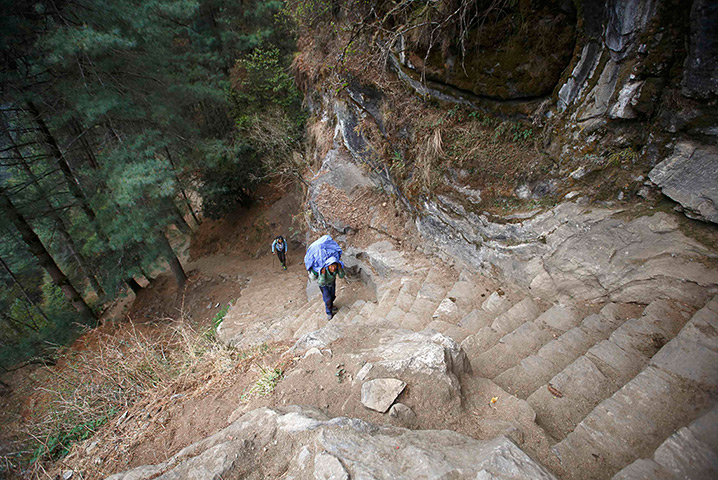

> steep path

[{"left": 113, "top": 218, "right": 718, "bottom": 480}]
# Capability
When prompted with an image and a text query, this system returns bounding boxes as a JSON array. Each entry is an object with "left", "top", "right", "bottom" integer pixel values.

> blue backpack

[{"left": 304, "top": 235, "right": 343, "bottom": 273}]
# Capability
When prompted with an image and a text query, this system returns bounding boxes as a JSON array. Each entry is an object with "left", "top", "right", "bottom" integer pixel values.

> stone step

[
  {"left": 550, "top": 296, "right": 718, "bottom": 478},
  {"left": 291, "top": 299, "right": 368, "bottom": 352},
  {"left": 457, "top": 308, "right": 493, "bottom": 335},
  {"left": 461, "top": 298, "right": 542, "bottom": 362},
  {"left": 494, "top": 303, "right": 635, "bottom": 398},
  {"left": 491, "top": 297, "right": 542, "bottom": 335},
  {"left": 473, "top": 321, "right": 557, "bottom": 379},
  {"left": 398, "top": 311, "right": 424, "bottom": 331},
  {"left": 423, "top": 319, "right": 471, "bottom": 343},
  {"left": 408, "top": 280, "right": 449, "bottom": 323},
  {"left": 394, "top": 278, "right": 423, "bottom": 311},
  {"left": 473, "top": 305, "right": 578, "bottom": 379},
  {"left": 527, "top": 300, "right": 692, "bottom": 440},
  {"left": 445, "top": 280, "right": 480, "bottom": 314},
  {"left": 284, "top": 298, "right": 322, "bottom": 334},
  {"left": 612, "top": 405, "right": 718, "bottom": 480},
  {"left": 372, "top": 280, "right": 404, "bottom": 320},
  {"left": 481, "top": 291, "right": 512, "bottom": 315}
]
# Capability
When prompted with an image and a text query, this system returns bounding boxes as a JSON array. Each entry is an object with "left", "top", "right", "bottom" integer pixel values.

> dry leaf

[{"left": 547, "top": 384, "right": 563, "bottom": 398}]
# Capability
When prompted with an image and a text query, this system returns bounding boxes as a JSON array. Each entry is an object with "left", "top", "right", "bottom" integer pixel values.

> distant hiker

[
  {"left": 309, "top": 258, "right": 345, "bottom": 320},
  {"left": 304, "top": 235, "right": 345, "bottom": 320},
  {"left": 272, "top": 236, "right": 287, "bottom": 270}
]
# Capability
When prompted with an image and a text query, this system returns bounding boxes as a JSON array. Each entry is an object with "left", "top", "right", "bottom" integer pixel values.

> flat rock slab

[
  {"left": 106, "top": 406, "right": 558, "bottom": 480},
  {"left": 361, "top": 378, "right": 406, "bottom": 413}
]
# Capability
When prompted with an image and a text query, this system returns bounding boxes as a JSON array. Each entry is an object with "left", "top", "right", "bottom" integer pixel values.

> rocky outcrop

[
  {"left": 682, "top": 0, "right": 718, "bottom": 99},
  {"left": 395, "top": 1, "right": 576, "bottom": 101},
  {"left": 649, "top": 141, "right": 718, "bottom": 223},
  {"left": 418, "top": 199, "right": 717, "bottom": 305},
  {"left": 106, "top": 406, "right": 558, "bottom": 480}
]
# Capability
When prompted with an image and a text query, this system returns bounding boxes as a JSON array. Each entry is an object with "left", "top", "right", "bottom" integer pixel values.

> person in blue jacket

[
  {"left": 271, "top": 236, "right": 287, "bottom": 270},
  {"left": 308, "top": 257, "right": 345, "bottom": 320}
]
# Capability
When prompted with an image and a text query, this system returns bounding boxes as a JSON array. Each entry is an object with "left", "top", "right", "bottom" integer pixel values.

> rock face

[
  {"left": 649, "top": 142, "right": 718, "bottom": 224},
  {"left": 682, "top": 0, "right": 718, "bottom": 98},
  {"left": 106, "top": 406, "right": 558, "bottom": 480},
  {"left": 395, "top": 1, "right": 576, "bottom": 100},
  {"left": 418, "top": 199, "right": 718, "bottom": 306}
]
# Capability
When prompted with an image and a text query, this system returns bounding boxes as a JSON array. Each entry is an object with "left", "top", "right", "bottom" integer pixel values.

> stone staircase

[{"left": 214, "top": 238, "right": 718, "bottom": 480}]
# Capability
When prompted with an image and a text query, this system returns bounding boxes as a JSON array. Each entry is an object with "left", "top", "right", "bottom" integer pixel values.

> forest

[{"left": 0, "top": 0, "right": 304, "bottom": 370}]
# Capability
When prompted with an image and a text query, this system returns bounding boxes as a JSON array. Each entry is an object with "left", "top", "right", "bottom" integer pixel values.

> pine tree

[{"left": 0, "top": 189, "right": 96, "bottom": 322}]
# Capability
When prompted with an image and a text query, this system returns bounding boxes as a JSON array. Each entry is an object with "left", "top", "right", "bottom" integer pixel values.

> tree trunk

[
  {"left": 70, "top": 117, "right": 100, "bottom": 169},
  {"left": 165, "top": 147, "right": 201, "bottom": 225},
  {"left": 0, "top": 190, "right": 96, "bottom": 322},
  {"left": 12, "top": 140, "right": 105, "bottom": 298},
  {"left": 0, "top": 254, "right": 49, "bottom": 325},
  {"left": 156, "top": 232, "right": 187, "bottom": 287},
  {"left": 26, "top": 101, "right": 97, "bottom": 222},
  {"left": 169, "top": 200, "right": 193, "bottom": 234}
]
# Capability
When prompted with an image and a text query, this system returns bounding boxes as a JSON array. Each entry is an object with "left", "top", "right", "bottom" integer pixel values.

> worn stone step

[
  {"left": 473, "top": 305, "right": 578, "bottom": 379},
  {"left": 490, "top": 298, "right": 542, "bottom": 335},
  {"left": 461, "top": 326, "right": 501, "bottom": 360},
  {"left": 431, "top": 297, "right": 462, "bottom": 323},
  {"left": 529, "top": 356, "right": 619, "bottom": 440},
  {"left": 399, "top": 311, "right": 424, "bottom": 331},
  {"left": 425, "top": 319, "right": 454, "bottom": 334},
  {"left": 291, "top": 299, "right": 368, "bottom": 352},
  {"left": 612, "top": 405, "right": 718, "bottom": 480},
  {"left": 287, "top": 298, "right": 323, "bottom": 332},
  {"left": 372, "top": 281, "right": 403, "bottom": 320},
  {"left": 445, "top": 280, "right": 480, "bottom": 314},
  {"left": 481, "top": 291, "right": 512, "bottom": 315},
  {"left": 494, "top": 303, "right": 632, "bottom": 398},
  {"left": 551, "top": 296, "right": 718, "bottom": 478},
  {"left": 457, "top": 309, "right": 493, "bottom": 334},
  {"left": 473, "top": 321, "right": 556, "bottom": 379},
  {"left": 443, "top": 325, "right": 471, "bottom": 344},
  {"left": 394, "top": 278, "right": 422, "bottom": 311},
  {"left": 408, "top": 279, "right": 448, "bottom": 322},
  {"left": 385, "top": 305, "right": 406, "bottom": 324},
  {"left": 527, "top": 300, "right": 692, "bottom": 440},
  {"left": 460, "top": 297, "right": 542, "bottom": 362}
]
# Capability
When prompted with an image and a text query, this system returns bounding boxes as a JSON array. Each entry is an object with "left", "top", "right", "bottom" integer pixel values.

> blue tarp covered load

[{"left": 304, "top": 235, "right": 343, "bottom": 273}]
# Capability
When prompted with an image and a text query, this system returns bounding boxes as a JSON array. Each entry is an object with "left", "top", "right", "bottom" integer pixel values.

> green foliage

[
  {"left": 0, "top": 277, "right": 83, "bottom": 369},
  {"left": 607, "top": 147, "right": 640, "bottom": 167},
  {"left": 240, "top": 364, "right": 282, "bottom": 400},
  {"left": 197, "top": 140, "right": 262, "bottom": 219},
  {"left": 204, "top": 301, "right": 233, "bottom": 339},
  {"left": 0, "top": 0, "right": 305, "bottom": 367},
  {"left": 30, "top": 407, "right": 118, "bottom": 463}
]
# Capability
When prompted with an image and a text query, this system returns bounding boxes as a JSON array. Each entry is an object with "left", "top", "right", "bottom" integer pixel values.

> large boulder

[
  {"left": 649, "top": 141, "right": 718, "bottom": 224},
  {"left": 106, "top": 406, "right": 557, "bottom": 480},
  {"left": 356, "top": 329, "right": 471, "bottom": 409}
]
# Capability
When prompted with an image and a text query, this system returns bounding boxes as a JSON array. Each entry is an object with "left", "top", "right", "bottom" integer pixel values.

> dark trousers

[
  {"left": 319, "top": 283, "right": 336, "bottom": 315},
  {"left": 276, "top": 250, "right": 286, "bottom": 266}
]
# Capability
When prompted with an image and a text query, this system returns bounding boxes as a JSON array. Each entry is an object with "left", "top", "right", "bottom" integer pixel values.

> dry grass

[{"left": 2, "top": 311, "right": 279, "bottom": 479}]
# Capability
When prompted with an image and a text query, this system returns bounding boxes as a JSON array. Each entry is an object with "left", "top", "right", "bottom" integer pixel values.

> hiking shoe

[
  {"left": 327, "top": 313, "right": 334, "bottom": 321},
  {"left": 331, "top": 306, "right": 339, "bottom": 313},
  {"left": 282, "top": 265, "right": 286, "bottom": 270}
]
